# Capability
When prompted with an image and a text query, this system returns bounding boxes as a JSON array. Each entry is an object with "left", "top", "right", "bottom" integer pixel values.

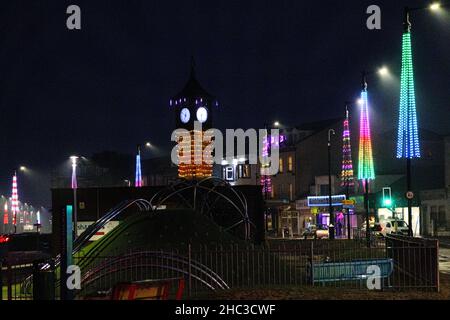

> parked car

[
  {"left": 379, "top": 219, "right": 409, "bottom": 236},
  {"left": 360, "top": 222, "right": 384, "bottom": 236},
  {"left": 302, "top": 225, "right": 329, "bottom": 239},
  {"left": 302, "top": 225, "right": 317, "bottom": 239},
  {"left": 361, "top": 219, "right": 409, "bottom": 237},
  {"left": 315, "top": 226, "right": 329, "bottom": 239}
]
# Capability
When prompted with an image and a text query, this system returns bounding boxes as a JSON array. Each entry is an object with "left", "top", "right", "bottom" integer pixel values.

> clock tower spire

[{"left": 170, "top": 61, "right": 217, "bottom": 179}]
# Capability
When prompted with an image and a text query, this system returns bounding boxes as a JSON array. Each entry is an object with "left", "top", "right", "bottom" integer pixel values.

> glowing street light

[
  {"left": 378, "top": 66, "right": 390, "bottom": 77},
  {"left": 430, "top": 2, "right": 441, "bottom": 11},
  {"left": 19, "top": 166, "right": 27, "bottom": 172},
  {"left": 273, "top": 121, "right": 280, "bottom": 127},
  {"left": 145, "top": 142, "right": 152, "bottom": 148}
]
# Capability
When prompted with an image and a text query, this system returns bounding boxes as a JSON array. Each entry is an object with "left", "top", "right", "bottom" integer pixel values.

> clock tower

[{"left": 171, "top": 60, "right": 217, "bottom": 179}]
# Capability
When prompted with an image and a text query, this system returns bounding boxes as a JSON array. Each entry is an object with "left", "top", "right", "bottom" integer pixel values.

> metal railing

[{"left": 2, "top": 236, "right": 440, "bottom": 300}]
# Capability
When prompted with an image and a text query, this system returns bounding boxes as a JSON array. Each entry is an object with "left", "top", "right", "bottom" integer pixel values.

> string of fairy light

[
  {"left": 341, "top": 107, "right": 354, "bottom": 188},
  {"left": 357, "top": 89, "right": 375, "bottom": 184},
  {"left": 135, "top": 146, "right": 143, "bottom": 187},
  {"left": 397, "top": 31, "right": 420, "bottom": 159},
  {"left": 178, "top": 130, "right": 213, "bottom": 179},
  {"left": 260, "top": 135, "right": 273, "bottom": 195}
]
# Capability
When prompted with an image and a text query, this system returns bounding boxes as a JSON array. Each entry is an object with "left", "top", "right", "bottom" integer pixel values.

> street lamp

[
  {"left": 70, "top": 156, "right": 78, "bottom": 240},
  {"left": 430, "top": 2, "right": 442, "bottom": 11},
  {"left": 377, "top": 66, "right": 390, "bottom": 77},
  {"left": 327, "top": 129, "right": 336, "bottom": 240}
]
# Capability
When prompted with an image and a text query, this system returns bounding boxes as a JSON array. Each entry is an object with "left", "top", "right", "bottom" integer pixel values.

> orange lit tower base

[{"left": 177, "top": 130, "right": 213, "bottom": 179}]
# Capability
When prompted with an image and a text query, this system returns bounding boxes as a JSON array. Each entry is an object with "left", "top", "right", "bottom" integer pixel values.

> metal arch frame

[
  {"left": 21, "top": 198, "right": 153, "bottom": 293},
  {"left": 73, "top": 198, "right": 152, "bottom": 254},
  {"left": 149, "top": 177, "right": 255, "bottom": 240},
  {"left": 80, "top": 251, "right": 229, "bottom": 294}
]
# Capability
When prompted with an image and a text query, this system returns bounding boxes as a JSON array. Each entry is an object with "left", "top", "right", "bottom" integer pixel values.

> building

[{"left": 419, "top": 136, "right": 450, "bottom": 236}]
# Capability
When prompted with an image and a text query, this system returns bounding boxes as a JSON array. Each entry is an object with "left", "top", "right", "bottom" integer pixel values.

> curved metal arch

[
  {"left": 80, "top": 251, "right": 229, "bottom": 294},
  {"left": 148, "top": 178, "right": 254, "bottom": 240},
  {"left": 21, "top": 198, "right": 154, "bottom": 294},
  {"left": 73, "top": 198, "right": 152, "bottom": 254}
]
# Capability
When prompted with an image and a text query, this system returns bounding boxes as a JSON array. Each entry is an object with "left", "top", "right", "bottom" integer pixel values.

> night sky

[{"left": 0, "top": 0, "right": 449, "bottom": 207}]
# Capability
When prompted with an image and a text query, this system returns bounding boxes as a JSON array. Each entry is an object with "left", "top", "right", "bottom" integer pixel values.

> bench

[
  {"left": 111, "top": 278, "right": 185, "bottom": 300},
  {"left": 308, "top": 258, "right": 393, "bottom": 287}
]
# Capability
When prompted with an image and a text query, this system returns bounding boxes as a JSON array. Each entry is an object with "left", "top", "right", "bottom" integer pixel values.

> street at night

[{"left": 0, "top": 0, "right": 450, "bottom": 316}]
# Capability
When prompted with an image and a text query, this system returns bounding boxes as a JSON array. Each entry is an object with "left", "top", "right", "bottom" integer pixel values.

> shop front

[{"left": 307, "top": 195, "right": 358, "bottom": 238}]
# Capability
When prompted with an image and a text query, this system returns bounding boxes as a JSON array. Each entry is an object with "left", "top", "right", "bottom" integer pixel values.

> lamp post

[
  {"left": 396, "top": 2, "right": 447, "bottom": 236},
  {"left": 358, "top": 72, "right": 376, "bottom": 247},
  {"left": 341, "top": 102, "right": 355, "bottom": 239},
  {"left": 327, "top": 129, "right": 336, "bottom": 240},
  {"left": 70, "top": 156, "right": 78, "bottom": 240}
]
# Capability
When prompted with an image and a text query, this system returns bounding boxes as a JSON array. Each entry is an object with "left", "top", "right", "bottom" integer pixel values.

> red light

[{"left": 0, "top": 235, "right": 10, "bottom": 243}]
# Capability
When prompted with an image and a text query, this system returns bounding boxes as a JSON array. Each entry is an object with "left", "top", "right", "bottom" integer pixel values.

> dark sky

[{"left": 0, "top": 0, "right": 449, "bottom": 207}]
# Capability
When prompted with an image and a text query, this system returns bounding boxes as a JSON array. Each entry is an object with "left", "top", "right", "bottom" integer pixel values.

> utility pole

[{"left": 328, "top": 129, "right": 336, "bottom": 240}]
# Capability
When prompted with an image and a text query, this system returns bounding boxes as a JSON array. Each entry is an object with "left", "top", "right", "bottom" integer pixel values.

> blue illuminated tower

[{"left": 135, "top": 145, "right": 142, "bottom": 187}]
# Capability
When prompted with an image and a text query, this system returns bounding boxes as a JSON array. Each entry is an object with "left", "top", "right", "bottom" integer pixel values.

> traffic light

[{"left": 382, "top": 187, "right": 392, "bottom": 207}]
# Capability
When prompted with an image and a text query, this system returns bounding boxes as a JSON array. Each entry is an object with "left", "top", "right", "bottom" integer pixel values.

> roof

[{"left": 171, "top": 63, "right": 214, "bottom": 100}]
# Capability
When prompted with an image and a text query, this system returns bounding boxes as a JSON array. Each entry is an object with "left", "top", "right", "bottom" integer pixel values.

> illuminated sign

[{"left": 307, "top": 195, "right": 346, "bottom": 207}]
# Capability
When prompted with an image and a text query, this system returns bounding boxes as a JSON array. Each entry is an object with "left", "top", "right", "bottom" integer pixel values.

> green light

[
  {"left": 383, "top": 198, "right": 392, "bottom": 207},
  {"left": 396, "top": 30, "right": 420, "bottom": 159}
]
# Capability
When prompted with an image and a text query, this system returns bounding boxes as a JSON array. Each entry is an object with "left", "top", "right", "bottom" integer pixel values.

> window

[
  {"left": 279, "top": 158, "right": 284, "bottom": 173},
  {"left": 431, "top": 206, "right": 438, "bottom": 222},
  {"left": 319, "top": 184, "right": 328, "bottom": 196},
  {"left": 288, "top": 156, "right": 293, "bottom": 172},
  {"left": 289, "top": 184, "right": 293, "bottom": 201},
  {"left": 438, "top": 206, "right": 446, "bottom": 227},
  {"left": 238, "top": 164, "right": 251, "bottom": 179},
  {"left": 223, "top": 166, "right": 234, "bottom": 181},
  {"left": 386, "top": 222, "right": 391, "bottom": 228}
]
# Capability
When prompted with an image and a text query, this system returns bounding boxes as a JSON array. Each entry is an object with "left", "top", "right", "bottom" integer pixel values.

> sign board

[
  {"left": 406, "top": 191, "right": 414, "bottom": 200},
  {"left": 307, "top": 195, "right": 346, "bottom": 207},
  {"left": 23, "top": 224, "right": 34, "bottom": 231},
  {"left": 77, "top": 220, "right": 119, "bottom": 240},
  {"left": 295, "top": 199, "right": 309, "bottom": 210}
]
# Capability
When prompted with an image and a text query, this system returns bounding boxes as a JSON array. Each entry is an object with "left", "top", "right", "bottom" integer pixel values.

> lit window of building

[{"left": 288, "top": 156, "right": 293, "bottom": 172}]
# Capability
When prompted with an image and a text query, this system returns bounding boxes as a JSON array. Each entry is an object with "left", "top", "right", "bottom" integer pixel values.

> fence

[
  {"left": 0, "top": 236, "right": 440, "bottom": 300},
  {"left": 385, "top": 235, "right": 439, "bottom": 291}
]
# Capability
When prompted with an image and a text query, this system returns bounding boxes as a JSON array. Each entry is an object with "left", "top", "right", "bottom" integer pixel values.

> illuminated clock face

[
  {"left": 180, "top": 108, "right": 190, "bottom": 123},
  {"left": 196, "top": 107, "right": 208, "bottom": 123}
]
